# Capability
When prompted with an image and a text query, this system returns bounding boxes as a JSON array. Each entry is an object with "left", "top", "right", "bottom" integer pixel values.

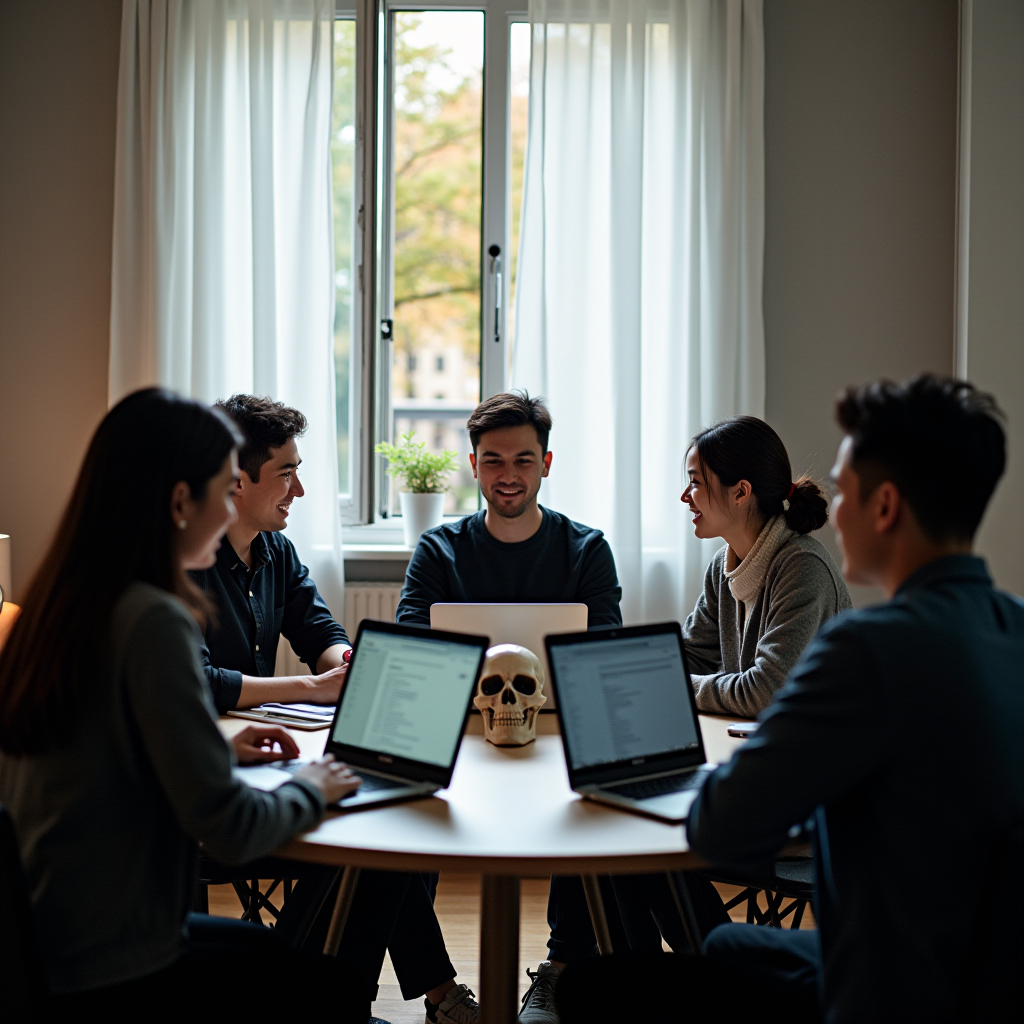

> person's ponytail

[{"left": 783, "top": 476, "right": 829, "bottom": 534}]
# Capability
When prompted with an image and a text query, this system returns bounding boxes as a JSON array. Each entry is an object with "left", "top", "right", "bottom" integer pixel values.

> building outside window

[{"left": 333, "top": 3, "right": 529, "bottom": 525}]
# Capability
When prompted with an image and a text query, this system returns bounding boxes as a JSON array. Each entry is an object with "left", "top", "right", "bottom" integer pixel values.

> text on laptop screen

[
  {"left": 551, "top": 633, "right": 700, "bottom": 769},
  {"left": 331, "top": 631, "right": 479, "bottom": 766}
]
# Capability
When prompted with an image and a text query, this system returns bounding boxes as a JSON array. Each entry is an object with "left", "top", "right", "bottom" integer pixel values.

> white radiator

[{"left": 274, "top": 583, "right": 404, "bottom": 676}]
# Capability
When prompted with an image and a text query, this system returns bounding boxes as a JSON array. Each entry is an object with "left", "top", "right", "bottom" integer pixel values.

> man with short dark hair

[
  {"left": 192, "top": 393, "right": 350, "bottom": 713},
  {"left": 195, "top": 395, "right": 475, "bottom": 1024},
  {"left": 397, "top": 391, "right": 621, "bottom": 625},
  {"left": 397, "top": 391, "right": 624, "bottom": 1024},
  {"left": 556, "top": 375, "right": 1023, "bottom": 1023}
]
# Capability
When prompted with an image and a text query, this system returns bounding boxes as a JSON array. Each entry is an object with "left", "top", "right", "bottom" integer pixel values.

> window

[{"left": 334, "top": 1, "right": 529, "bottom": 525}]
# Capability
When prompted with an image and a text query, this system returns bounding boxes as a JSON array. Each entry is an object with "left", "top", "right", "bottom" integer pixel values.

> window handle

[{"left": 488, "top": 244, "right": 502, "bottom": 344}]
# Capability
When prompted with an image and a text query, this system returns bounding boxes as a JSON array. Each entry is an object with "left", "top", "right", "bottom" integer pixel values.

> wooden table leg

[
  {"left": 581, "top": 874, "right": 614, "bottom": 955},
  {"left": 479, "top": 874, "right": 520, "bottom": 1024},
  {"left": 323, "top": 865, "right": 361, "bottom": 957}
]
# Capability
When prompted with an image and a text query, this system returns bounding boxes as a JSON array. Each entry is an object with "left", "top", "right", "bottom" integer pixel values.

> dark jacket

[
  {"left": 190, "top": 532, "right": 349, "bottom": 712},
  {"left": 687, "top": 556, "right": 1024, "bottom": 1024}
]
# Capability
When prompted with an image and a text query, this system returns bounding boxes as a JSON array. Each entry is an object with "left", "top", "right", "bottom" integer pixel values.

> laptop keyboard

[
  {"left": 606, "top": 768, "right": 712, "bottom": 800},
  {"left": 277, "top": 763, "right": 407, "bottom": 792}
]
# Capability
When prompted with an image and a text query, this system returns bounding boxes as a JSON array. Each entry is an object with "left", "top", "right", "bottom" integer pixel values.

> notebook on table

[
  {"left": 235, "top": 619, "right": 489, "bottom": 811},
  {"left": 546, "top": 621, "right": 716, "bottom": 824}
]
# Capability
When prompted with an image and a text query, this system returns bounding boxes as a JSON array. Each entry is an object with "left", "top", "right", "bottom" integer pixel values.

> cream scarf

[{"left": 725, "top": 515, "right": 796, "bottom": 608}]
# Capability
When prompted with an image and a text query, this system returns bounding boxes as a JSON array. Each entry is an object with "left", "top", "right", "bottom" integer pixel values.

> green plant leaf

[{"left": 374, "top": 430, "right": 460, "bottom": 493}]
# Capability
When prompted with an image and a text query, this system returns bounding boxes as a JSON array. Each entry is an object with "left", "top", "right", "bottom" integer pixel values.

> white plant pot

[{"left": 400, "top": 491, "right": 446, "bottom": 548}]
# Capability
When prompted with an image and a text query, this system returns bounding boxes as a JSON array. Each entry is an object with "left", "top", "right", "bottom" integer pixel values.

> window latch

[{"left": 488, "top": 244, "right": 502, "bottom": 344}]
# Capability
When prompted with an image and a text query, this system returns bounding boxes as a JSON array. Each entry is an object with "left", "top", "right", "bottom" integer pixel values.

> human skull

[{"left": 474, "top": 644, "right": 547, "bottom": 746}]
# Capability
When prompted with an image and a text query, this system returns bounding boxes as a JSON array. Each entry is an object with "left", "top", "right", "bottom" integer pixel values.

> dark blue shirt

[
  {"left": 395, "top": 506, "right": 622, "bottom": 628},
  {"left": 190, "top": 532, "right": 349, "bottom": 713},
  {"left": 687, "top": 556, "right": 1024, "bottom": 1023}
]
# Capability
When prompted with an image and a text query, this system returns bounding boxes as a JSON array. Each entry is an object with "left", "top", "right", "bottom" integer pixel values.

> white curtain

[
  {"left": 109, "top": 0, "right": 344, "bottom": 616},
  {"left": 512, "top": 0, "right": 764, "bottom": 624}
]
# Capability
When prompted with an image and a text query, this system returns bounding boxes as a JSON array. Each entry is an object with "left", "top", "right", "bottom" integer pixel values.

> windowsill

[{"left": 343, "top": 514, "right": 468, "bottom": 560}]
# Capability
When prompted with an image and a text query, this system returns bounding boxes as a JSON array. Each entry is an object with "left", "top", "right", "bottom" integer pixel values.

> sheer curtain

[
  {"left": 512, "top": 0, "right": 764, "bottom": 624},
  {"left": 109, "top": 0, "right": 344, "bottom": 615}
]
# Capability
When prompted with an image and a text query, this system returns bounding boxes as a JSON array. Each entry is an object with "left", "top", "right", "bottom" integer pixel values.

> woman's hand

[
  {"left": 231, "top": 725, "right": 300, "bottom": 765},
  {"left": 293, "top": 755, "right": 362, "bottom": 804}
]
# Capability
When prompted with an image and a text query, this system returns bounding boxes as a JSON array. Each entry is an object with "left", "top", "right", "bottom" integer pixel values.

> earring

[{"left": 178, "top": 520, "right": 188, "bottom": 530}]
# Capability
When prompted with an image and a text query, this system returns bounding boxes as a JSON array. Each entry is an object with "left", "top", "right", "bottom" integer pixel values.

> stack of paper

[{"left": 227, "top": 702, "right": 335, "bottom": 729}]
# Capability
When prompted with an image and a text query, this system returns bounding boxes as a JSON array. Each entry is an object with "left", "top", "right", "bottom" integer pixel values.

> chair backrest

[{"left": 0, "top": 803, "right": 45, "bottom": 1018}]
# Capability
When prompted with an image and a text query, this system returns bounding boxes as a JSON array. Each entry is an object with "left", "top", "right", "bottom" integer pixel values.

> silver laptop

[
  {"left": 546, "top": 622, "right": 715, "bottom": 823},
  {"left": 236, "top": 620, "right": 488, "bottom": 811},
  {"left": 429, "top": 603, "right": 588, "bottom": 709}
]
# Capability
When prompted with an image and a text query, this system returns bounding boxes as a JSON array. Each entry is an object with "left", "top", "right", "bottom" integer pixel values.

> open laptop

[
  {"left": 236, "top": 620, "right": 489, "bottom": 811},
  {"left": 546, "top": 622, "right": 716, "bottom": 823},
  {"left": 429, "top": 603, "right": 588, "bottom": 710}
]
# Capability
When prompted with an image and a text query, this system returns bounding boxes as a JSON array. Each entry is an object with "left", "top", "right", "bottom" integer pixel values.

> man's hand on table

[
  {"left": 232, "top": 725, "right": 301, "bottom": 765},
  {"left": 300, "top": 662, "right": 349, "bottom": 704}
]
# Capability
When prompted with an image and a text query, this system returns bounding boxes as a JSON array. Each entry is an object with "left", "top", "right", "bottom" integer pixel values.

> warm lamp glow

[{"left": 0, "top": 601, "right": 20, "bottom": 649}]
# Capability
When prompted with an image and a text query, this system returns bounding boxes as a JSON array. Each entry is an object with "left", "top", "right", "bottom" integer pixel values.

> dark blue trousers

[{"left": 554, "top": 924, "right": 822, "bottom": 1024}]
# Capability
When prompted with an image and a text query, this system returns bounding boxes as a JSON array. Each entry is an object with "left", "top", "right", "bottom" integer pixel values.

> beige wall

[
  {"left": 762, "top": 0, "right": 959, "bottom": 604},
  {"left": 962, "top": 0, "right": 1024, "bottom": 596},
  {"left": 0, "top": 2, "right": 122, "bottom": 600},
  {"left": 3, "top": 1, "right": 1017, "bottom": 603}
]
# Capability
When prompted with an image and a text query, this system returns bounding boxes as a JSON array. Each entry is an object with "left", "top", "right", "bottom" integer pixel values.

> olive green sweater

[{"left": 0, "top": 583, "right": 325, "bottom": 994}]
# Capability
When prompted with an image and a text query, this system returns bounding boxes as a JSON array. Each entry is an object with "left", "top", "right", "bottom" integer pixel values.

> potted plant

[{"left": 375, "top": 431, "right": 460, "bottom": 547}]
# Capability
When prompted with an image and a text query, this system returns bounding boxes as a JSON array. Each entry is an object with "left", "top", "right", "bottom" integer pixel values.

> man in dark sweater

[
  {"left": 396, "top": 397, "right": 621, "bottom": 628},
  {"left": 556, "top": 375, "right": 1023, "bottom": 1024},
  {"left": 397, "top": 392, "right": 623, "bottom": 1023}
]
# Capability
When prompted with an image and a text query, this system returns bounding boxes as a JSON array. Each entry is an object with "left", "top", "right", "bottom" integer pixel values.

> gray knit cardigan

[{"left": 684, "top": 534, "right": 851, "bottom": 717}]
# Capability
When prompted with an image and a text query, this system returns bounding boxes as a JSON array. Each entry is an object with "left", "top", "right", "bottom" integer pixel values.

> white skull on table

[{"left": 474, "top": 644, "right": 548, "bottom": 746}]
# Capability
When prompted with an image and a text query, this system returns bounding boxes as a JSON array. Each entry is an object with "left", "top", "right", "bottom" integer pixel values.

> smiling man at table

[
  {"left": 556, "top": 375, "right": 1024, "bottom": 1024},
  {"left": 396, "top": 391, "right": 624, "bottom": 1024},
  {"left": 190, "top": 394, "right": 351, "bottom": 713},
  {"left": 194, "top": 394, "right": 477, "bottom": 1024}
]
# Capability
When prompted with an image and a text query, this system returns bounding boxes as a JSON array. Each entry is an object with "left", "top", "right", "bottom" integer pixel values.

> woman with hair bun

[
  {"left": 680, "top": 415, "right": 851, "bottom": 717},
  {"left": 605, "top": 417, "right": 853, "bottom": 959}
]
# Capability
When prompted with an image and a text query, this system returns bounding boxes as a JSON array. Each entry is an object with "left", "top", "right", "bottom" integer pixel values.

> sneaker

[
  {"left": 519, "top": 961, "right": 561, "bottom": 1024},
  {"left": 424, "top": 983, "right": 481, "bottom": 1024}
]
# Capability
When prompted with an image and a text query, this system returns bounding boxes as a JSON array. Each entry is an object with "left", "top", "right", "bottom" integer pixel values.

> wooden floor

[{"left": 208, "top": 873, "right": 815, "bottom": 1024}]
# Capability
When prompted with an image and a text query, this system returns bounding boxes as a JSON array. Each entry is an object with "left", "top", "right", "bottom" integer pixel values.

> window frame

[{"left": 340, "top": 0, "right": 527, "bottom": 527}]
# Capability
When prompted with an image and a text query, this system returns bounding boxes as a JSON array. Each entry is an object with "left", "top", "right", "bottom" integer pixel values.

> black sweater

[{"left": 396, "top": 506, "right": 622, "bottom": 629}]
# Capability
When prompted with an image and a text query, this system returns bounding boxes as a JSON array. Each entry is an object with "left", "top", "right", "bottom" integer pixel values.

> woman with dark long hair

[
  {"left": 680, "top": 415, "right": 851, "bottom": 716},
  {"left": 0, "top": 389, "right": 362, "bottom": 1020}
]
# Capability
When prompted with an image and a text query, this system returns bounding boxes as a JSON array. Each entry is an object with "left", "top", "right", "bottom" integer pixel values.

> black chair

[
  {"left": 0, "top": 803, "right": 46, "bottom": 1021},
  {"left": 709, "top": 854, "right": 815, "bottom": 930},
  {"left": 194, "top": 854, "right": 295, "bottom": 925}
]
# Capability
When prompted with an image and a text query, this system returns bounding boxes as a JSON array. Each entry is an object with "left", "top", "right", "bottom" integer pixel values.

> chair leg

[
  {"left": 192, "top": 881, "right": 210, "bottom": 914},
  {"left": 581, "top": 875, "right": 614, "bottom": 955},
  {"left": 665, "top": 873, "right": 704, "bottom": 956}
]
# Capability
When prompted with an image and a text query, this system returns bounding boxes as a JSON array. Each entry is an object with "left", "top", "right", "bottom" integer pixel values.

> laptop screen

[
  {"left": 550, "top": 631, "right": 701, "bottom": 770},
  {"left": 331, "top": 628, "right": 482, "bottom": 767}
]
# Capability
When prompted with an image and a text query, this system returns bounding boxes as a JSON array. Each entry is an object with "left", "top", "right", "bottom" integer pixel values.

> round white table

[{"left": 223, "top": 715, "right": 746, "bottom": 1024}]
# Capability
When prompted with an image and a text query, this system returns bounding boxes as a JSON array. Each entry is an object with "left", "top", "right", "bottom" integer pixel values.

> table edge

[{"left": 274, "top": 838, "right": 707, "bottom": 875}]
